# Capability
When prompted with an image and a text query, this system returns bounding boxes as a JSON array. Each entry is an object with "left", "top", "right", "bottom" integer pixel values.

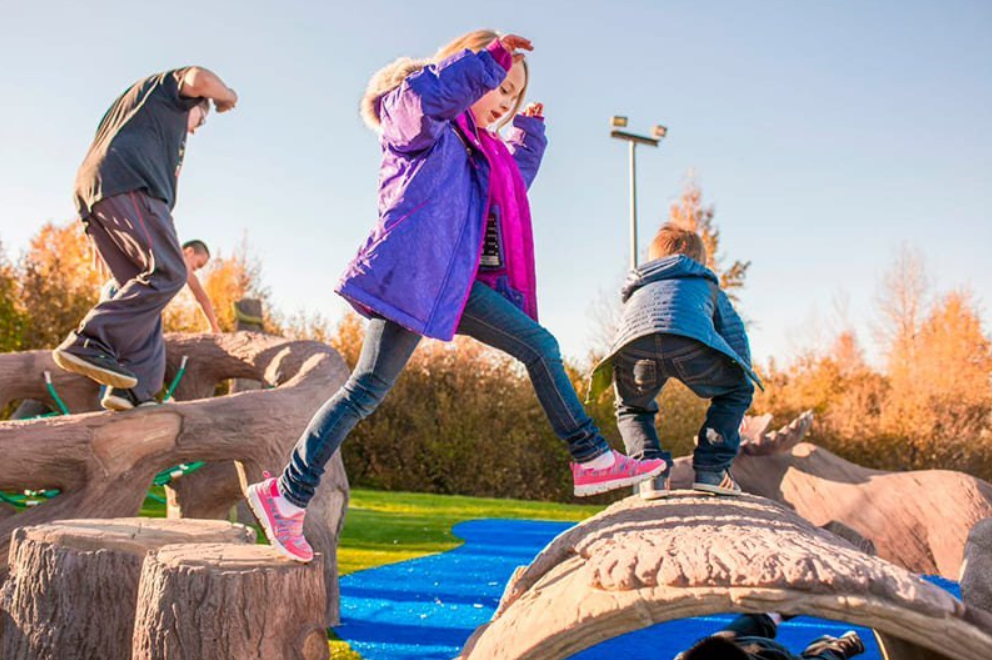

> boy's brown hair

[{"left": 648, "top": 223, "right": 707, "bottom": 264}]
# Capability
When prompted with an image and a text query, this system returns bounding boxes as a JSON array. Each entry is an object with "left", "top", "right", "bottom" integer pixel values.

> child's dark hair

[
  {"left": 648, "top": 223, "right": 706, "bottom": 264},
  {"left": 182, "top": 239, "right": 211, "bottom": 259},
  {"left": 677, "top": 635, "right": 751, "bottom": 660}
]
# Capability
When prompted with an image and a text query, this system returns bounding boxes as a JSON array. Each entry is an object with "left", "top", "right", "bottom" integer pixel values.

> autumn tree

[
  {"left": 17, "top": 221, "right": 103, "bottom": 350},
  {"left": 755, "top": 246, "right": 992, "bottom": 479},
  {"left": 0, "top": 240, "right": 26, "bottom": 352}
]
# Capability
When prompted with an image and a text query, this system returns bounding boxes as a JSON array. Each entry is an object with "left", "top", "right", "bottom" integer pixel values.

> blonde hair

[
  {"left": 648, "top": 223, "right": 707, "bottom": 263},
  {"left": 433, "top": 29, "right": 528, "bottom": 131}
]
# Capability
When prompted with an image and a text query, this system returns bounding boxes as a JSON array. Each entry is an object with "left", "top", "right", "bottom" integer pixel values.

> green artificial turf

[{"left": 337, "top": 488, "right": 602, "bottom": 574}]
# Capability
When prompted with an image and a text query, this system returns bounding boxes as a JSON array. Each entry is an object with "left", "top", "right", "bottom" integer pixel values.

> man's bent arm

[{"left": 181, "top": 67, "right": 238, "bottom": 111}]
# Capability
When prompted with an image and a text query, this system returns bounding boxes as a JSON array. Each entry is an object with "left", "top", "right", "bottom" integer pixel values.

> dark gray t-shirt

[{"left": 74, "top": 69, "right": 202, "bottom": 218}]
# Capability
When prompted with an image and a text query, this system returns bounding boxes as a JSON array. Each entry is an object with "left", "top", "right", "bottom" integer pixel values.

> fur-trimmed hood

[{"left": 360, "top": 57, "right": 430, "bottom": 132}]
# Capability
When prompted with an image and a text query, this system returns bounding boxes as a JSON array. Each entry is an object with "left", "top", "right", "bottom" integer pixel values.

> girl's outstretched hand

[
  {"left": 500, "top": 34, "right": 533, "bottom": 53},
  {"left": 522, "top": 102, "right": 544, "bottom": 119}
]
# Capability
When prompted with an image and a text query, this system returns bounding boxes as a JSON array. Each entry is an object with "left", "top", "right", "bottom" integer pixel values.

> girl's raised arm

[
  {"left": 379, "top": 36, "right": 530, "bottom": 153},
  {"left": 506, "top": 102, "right": 548, "bottom": 189}
]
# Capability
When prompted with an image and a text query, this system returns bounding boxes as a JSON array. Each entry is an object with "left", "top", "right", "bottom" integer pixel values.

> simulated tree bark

[
  {"left": 0, "top": 332, "right": 350, "bottom": 626},
  {"left": 961, "top": 518, "right": 992, "bottom": 614},
  {"left": 459, "top": 494, "right": 992, "bottom": 660},
  {"left": 0, "top": 519, "right": 254, "bottom": 660},
  {"left": 132, "top": 544, "right": 329, "bottom": 660},
  {"left": 670, "top": 411, "right": 992, "bottom": 578}
]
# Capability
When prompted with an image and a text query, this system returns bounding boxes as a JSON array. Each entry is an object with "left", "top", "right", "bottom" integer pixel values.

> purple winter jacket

[{"left": 337, "top": 42, "right": 548, "bottom": 341}]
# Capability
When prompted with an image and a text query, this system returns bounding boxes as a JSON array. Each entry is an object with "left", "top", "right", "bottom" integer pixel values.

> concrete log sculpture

[
  {"left": 0, "top": 519, "right": 255, "bottom": 660},
  {"left": 132, "top": 544, "right": 329, "bottom": 660},
  {"left": 668, "top": 411, "right": 992, "bottom": 578},
  {"left": 960, "top": 518, "right": 992, "bottom": 614},
  {"left": 0, "top": 332, "right": 350, "bottom": 626},
  {"left": 459, "top": 494, "right": 992, "bottom": 660}
]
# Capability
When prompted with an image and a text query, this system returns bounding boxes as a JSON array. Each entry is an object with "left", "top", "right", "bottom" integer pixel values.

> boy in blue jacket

[{"left": 588, "top": 224, "right": 763, "bottom": 499}]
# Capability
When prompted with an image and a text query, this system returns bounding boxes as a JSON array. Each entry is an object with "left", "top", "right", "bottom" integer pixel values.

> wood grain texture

[
  {"left": 0, "top": 519, "right": 254, "bottom": 660},
  {"left": 0, "top": 332, "right": 350, "bottom": 626},
  {"left": 132, "top": 544, "right": 329, "bottom": 660},
  {"left": 460, "top": 494, "right": 992, "bottom": 660}
]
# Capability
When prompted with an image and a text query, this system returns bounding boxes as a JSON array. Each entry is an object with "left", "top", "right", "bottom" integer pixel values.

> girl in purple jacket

[{"left": 247, "top": 30, "right": 667, "bottom": 562}]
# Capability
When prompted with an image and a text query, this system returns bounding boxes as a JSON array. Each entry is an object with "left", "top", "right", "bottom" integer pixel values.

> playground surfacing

[{"left": 334, "top": 518, "right": 962, "bottom": 659}]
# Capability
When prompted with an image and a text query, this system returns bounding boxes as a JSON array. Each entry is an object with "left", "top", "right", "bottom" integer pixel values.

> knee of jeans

[
  {"left": 343, "top": 371, "right": 392, "bottom": 417},
  {"left": 525, "top": 329, "right": 562, "bottom": 366}
]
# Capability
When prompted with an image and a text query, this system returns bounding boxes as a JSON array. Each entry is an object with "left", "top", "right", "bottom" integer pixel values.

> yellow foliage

[
  {"left": 756, "top": 252, "right": 992, "bottom": 478},
  {"left": 17, "top": 221, "right": 103, "bottom": 348},
  {"left": 163, "top": 239, "right": 270, "bottom": 333}
]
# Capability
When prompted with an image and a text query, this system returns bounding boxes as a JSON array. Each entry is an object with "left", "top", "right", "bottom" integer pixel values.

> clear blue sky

[{"left": 1, "top": 0, "right": 989, "bottom": 366}]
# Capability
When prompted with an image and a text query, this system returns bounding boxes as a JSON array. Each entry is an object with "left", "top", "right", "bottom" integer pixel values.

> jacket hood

[
  {"left": 360, "top": 57, "right": 431, "bottom": 132},
  {"left": 621, "top": 255, "right": 717, "bottom": 302}
]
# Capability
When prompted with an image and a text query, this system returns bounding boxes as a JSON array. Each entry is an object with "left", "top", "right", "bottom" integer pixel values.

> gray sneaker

[
  {"left": 692, "top": 469, "right": 742, "bottom": 496},
  {"left": 636, "top": 474, "right": 670, "bottom": 500},
  {"left": 101, "top": 388, "right": 159, "bottom": 412},
  {"left": 803, "top": 631, "right": 865, "bottom": 659}
]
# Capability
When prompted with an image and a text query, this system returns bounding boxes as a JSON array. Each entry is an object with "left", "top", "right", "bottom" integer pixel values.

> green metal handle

[{"left": 44, "top": 371, "right": 71, "bottom": 416}]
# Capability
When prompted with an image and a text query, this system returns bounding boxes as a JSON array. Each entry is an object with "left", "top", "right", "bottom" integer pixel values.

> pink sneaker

[
  {"left": 245, "top": 472, "right": 314, "bottom": 563},
  {"left": 571, "top": 450, "right": 668, "bottom": 497}
]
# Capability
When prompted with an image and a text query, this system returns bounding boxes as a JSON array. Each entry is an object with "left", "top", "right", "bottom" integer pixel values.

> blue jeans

[
  {"left": 279, "top": 282, "right": 612, "bottom": 507},
  {"left": 614, "top": 333, "right": 754, "bottom": 474}
]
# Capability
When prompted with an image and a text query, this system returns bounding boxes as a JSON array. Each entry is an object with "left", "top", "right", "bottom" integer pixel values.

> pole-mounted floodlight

[{"left": 610, "top": 117, "right": 668, "bottom": 268}]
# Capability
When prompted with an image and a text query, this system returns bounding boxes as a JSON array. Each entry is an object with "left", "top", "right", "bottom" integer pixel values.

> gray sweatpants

[{"left": 69, "top": 191, "right": 187, "bottom": 400}]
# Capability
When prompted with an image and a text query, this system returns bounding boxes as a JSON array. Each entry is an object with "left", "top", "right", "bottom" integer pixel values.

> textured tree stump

[
  {"left": 227, "top": 298, "right": 267, "bottom": 525},
  {"left": 0, "top": 332, "right": 350, "bottom": 626},
  {"left": 0, "top": 518, "right": 255, "bottom": 660},
  {"left": 231, "top": 298, "right": 266, "bottom": 393},
  {"left": 132, "top": 544, "right": 328, "bottom": 660}
]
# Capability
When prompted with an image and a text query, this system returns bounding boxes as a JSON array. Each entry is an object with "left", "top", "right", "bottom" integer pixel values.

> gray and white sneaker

[
  {"left": 692, "top": 469, "right": 742, "bottom": 496},
  {"left": 636, "top": 473, "right": 671, "bottom": 500},
  {"left": 802, "top": 631, "right": 865, "bottom": 659},
  {"left": 101, "top": 388, "right": 159, "bottom": 412}
]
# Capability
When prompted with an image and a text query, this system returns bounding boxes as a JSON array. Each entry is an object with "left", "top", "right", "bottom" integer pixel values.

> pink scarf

[{"left": 469, "top": 121, "right": 539, "bottom": 321}]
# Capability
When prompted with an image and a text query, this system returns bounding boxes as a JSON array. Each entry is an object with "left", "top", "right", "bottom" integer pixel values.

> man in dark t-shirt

[{"left": 53, "top": 67, "right": 237, "bottom": 409}]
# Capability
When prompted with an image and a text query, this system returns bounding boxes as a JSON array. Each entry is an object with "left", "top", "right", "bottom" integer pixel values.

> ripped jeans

[{"left": 613, "top": 333, "right": 754, "bottom": 474}]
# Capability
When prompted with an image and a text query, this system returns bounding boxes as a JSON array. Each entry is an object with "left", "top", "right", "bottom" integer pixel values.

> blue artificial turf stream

[{"left": 334, "top": 518, "right": 961, "bottom": 660}]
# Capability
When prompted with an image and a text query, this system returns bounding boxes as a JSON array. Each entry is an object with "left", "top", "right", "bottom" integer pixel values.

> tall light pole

[{"left": 610, "top": 117, "right": 668, "bottom": 268}]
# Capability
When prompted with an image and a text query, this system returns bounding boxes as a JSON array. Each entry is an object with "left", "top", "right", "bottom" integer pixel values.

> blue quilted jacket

[{"left": 588, "top": 255, "right": 763, "bottom": 400}]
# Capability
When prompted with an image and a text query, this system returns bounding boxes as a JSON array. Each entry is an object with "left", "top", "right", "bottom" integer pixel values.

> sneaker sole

[
  {"left": 101, "top": 394, "right": 134, "bottom": 412},
  {"left": 692, "top": 482, "right": 742, "bottom": 496},
  {"left": 245, "top": 486, "right": 313, "bottom": 564},
  {"left": 53, "top": 350, "right": 138, "bottom": 389},
  {"left": 574, "top": 462, "right": 666, "bottom": 497},
  {"left": 639, "top": 488, "right": 670, "bottom": 501}
]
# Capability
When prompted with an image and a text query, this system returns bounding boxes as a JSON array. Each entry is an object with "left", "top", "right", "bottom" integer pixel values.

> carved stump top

[{"left": 16, "top": 518, "right": 255, "bottom": 555}]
